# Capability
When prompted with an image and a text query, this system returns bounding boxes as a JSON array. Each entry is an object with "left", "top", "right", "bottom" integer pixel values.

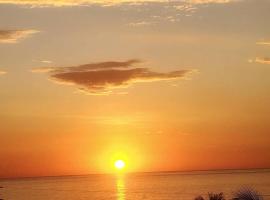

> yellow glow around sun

[
  {"left": 114, "top": 160, "right": 125, "bottom": 170},
  {"left": 98, "top": 146, "right": 141, "bottom": 173}
]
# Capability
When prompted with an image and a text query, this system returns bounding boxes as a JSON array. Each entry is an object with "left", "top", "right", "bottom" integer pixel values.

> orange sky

[{"left": 0, "top": 0, "right": 270, "bottom": 178}]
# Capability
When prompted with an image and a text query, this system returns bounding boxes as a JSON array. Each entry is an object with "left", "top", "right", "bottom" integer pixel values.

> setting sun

[
  {"left": 114, "top": 160, "right": 125, "bottom": 170},
  {"left": 0, "top": 1, "right": 270, "bottom": 200}
]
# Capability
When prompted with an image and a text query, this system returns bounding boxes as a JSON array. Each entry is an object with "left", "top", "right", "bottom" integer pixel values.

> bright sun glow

[{"left": 114, "top": 160, "right": 125, "bottom": 170}]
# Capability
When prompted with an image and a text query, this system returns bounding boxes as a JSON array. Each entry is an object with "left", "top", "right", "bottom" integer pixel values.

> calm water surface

[{"left": 0, "top": 170, "right": 269, "bottom": 200}]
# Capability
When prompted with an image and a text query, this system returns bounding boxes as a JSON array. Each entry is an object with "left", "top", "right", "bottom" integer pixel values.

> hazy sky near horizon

[{"left": 0, "top": 0, "right": 270, "bottom": 178}]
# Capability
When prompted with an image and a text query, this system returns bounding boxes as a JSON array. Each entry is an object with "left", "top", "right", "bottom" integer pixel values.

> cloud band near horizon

[{"left": 0, "top": 0, "right": 241, "bottom": 7}]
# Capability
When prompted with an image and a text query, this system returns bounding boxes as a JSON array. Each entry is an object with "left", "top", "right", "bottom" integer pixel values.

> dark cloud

[
  {"left": 0, "top": 30, "right": 39, "bottom": 44},
  {"left": 33, "top": 60, "right": 194, "bottom": 95}
]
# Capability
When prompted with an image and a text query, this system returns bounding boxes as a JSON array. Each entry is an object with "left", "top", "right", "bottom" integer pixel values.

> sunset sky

[{"left": 0, "top": 0, "right": 270, "bottom": 178}]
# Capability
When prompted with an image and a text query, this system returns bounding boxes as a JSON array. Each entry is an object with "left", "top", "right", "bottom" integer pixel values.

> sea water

[{"left": 0, "top": 169, "right": 269, "bottom": 200}]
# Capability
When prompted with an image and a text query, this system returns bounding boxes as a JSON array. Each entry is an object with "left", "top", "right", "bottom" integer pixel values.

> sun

[{"left": 114, "top": 160, "right": 125, "bottom": 170}]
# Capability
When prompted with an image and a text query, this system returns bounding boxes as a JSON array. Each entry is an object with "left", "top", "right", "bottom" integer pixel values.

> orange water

[{"left": 0, "top": 169, "right": 269, "bottom": 200}]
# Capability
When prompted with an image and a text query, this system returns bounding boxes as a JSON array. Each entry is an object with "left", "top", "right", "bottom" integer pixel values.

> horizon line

[{"left": 1, "top": 167, "right": 270, "bottom": 181}]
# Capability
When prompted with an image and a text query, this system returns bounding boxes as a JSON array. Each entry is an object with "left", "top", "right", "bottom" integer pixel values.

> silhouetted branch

[
  {"left": 208, "top": 193, "right": 225, "bottom": 200},
  {"left": 195, "top": 195, "right": 205, "bottom": 200}
]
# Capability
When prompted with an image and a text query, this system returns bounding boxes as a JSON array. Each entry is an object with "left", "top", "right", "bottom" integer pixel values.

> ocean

[{"left": 0, "top": 169, "right": 269, "bottom": 200}]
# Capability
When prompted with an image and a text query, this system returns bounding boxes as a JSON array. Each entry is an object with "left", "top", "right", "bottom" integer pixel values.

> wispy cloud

[
  {"left": 0, "top": 70, "right": 7, "bottom": 75},
  {"left": 33, "top": 59, "right": 53, "bottom": 64},
  {"left": 256, "top": 41, "right": 270, "bottom": 46},
  {"left": 0, "top": 0, "right": 163, "bottom": 6},
  {"left": 41, "top": 60, "right": 52, "bottom": 64},
  {"left": 32, "top": 59, "right": 195, "bottom": 95},
  {"left": 174, "top": 4, "right": 197, "bottom": 12},
  {"left": 186, "top": 0, "right": 240, "bottom": 4},
  {"left": 0, "top": 30, "right": 39, "bottom": 44},
  {"left": 254, "top": 57, "right": 270, "bottom": 65},
  {"left": 128, "top": 21, "right": 153, "bottom": 27},
  {"left": 251, "top": 40, "right": 270, "bottom": 64},
  {"left": 0, "top": 0, "right": 242, "bottom": 7}
]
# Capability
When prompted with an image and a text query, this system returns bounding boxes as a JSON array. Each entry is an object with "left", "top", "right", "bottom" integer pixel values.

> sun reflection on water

[{"left": 116, "top": 175, "right": 125, "bottom": 200}]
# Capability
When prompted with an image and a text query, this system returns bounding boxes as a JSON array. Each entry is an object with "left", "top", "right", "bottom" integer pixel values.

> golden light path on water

[{"left": 116, "top": 175, "right": 126, "bottom": 200}]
